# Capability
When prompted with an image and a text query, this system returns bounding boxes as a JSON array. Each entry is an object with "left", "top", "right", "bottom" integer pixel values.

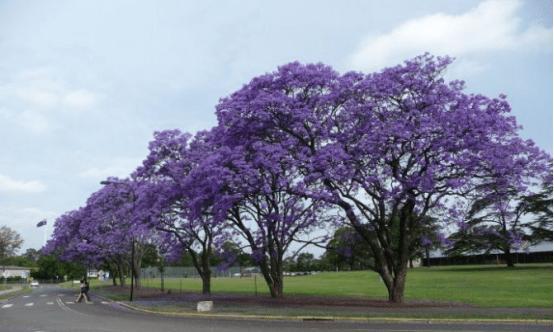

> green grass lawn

[
  {"left": 83, "top": 263, "right": 552, "bottom": 308},
  {"left": 0, "top": 284, "right": 20, "bottom": 291}
]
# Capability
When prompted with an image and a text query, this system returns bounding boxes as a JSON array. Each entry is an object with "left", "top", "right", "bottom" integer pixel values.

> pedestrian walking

[{"left": 75, "top": 279, "right": 91, "bottom": 303}]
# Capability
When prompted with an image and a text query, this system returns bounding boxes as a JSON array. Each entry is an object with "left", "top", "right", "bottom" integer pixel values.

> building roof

[
  {"left": 430, "top": 241, "right": 553, "bottom": 258},
  {"left": 1, "top": 266, "right": 32, "bottom": 270}
]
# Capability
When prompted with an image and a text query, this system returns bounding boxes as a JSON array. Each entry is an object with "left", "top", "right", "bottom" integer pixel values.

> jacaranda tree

[
  {"left": 46, "top": 179, "right": 150, "bottom": 286},
  {"left": 213, "top": 54, "right": 551, "bottom": 302},
  {"left": 44, "top": 209, "right": 99, "bottom": 275},
  {"left": 187, "top": 131, "right": 335, "bottom": 298},
  {"left": 93, "top": 177, "right": 155, "bottom": 288},
  {"left": 135, "top": 129, "right": 227, "bottom": 294}
]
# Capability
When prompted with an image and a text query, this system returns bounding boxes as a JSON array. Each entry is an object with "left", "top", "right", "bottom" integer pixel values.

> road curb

[{"left": 94, "top": 294, "right": 552, "bottom": 326}]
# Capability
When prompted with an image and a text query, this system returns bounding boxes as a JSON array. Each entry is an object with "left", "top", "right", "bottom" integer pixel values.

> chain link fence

[{"left": 140, "top": 266, "right": 260, "bottom": 279}]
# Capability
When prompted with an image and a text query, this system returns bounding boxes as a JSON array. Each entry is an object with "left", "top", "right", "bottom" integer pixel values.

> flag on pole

[{"left": 36, "top": 219, "right": 47, "bottom": 228}]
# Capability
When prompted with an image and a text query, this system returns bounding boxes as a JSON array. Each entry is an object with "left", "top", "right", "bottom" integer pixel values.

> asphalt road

[{"left": 0, "top": 285, "right": 550, "bottom": 332}]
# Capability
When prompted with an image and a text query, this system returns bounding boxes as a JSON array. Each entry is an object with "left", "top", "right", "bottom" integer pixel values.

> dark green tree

[
  {"left": 0, "top": 226, "right": 24, "bottom": 283},
  {"left": 448, "top": 182, "right": 552, "bottom": 267},
  {"left": 325, "top": 226, "right": 373, "bottom": 271},
  {"left": 32, "top": 255, "right": 85, "bottom": 281},
  {"left": 295, "top": 253, "right": 316, "bottom": 272},
  {"left": 522, "top": 181, "right": 553, "bottom": 242},
  {"left": 140, "top": 243, "right": 160, "bottom": 267},
  {"left": 23, "top": 248, "right": 40, "bottom": 263}
]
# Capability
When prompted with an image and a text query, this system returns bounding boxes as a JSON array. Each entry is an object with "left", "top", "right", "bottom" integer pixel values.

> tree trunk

[
  {"left": 133, "top": 254, "right": 142, "bottom": 289},
  {"left": 159, "top": 264, "right": 165, "bottom": 292},
  {"left": 133, "top": 255, "right": 141, "bottom": 289},
  {"left": 201, "top": 251, "right": 212, "bottom": 295},
  {"left": 409, "top": 258, "right": 414, "bottom": 269},
  {"left": 270, "top": 275, "right": 283, "bottom": 298},
  {"left": 425, "top": 247, "right": 431, "bottom": 267},
  {"left": 189, "top": 246, "right": 212, "bottom": 295},
  {"left": 117, "top": 263, "right": 125, "bottom": 286},
  {"left": 188, "top": 247, "right": 212, "bottom": 295},
  {"left": 134, "top": 273, "right": 140, "bottom": 289},
  {"left": 377, "top": 262, "right": 409, "bottom": 304},
  {"left": 201, "top": 273, "right": 211, "bottom": 295},
  {"left": 259, "top": 258, "right": 284, "bottom": 298},
  {"left": 386, "top": 267, "right": 407, "bottom": 303},
  {"left": 260, "top": 271, "right": 283, "bottom": 298},
  {"left": 504, "top": 247, "right": 515, "bottom": 267}
]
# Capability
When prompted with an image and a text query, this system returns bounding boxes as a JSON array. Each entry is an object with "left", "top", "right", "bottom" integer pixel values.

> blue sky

[{"left": 0, "top": 0, "right": 551, "bottom": 251}]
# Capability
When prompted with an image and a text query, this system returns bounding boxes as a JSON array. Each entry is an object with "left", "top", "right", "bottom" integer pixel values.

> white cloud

[
  {"left": 78, "top": 157, "right": 141, "bottom": 181},
  {"left": 17, "top": 110, "right": 51, "bottom": 134},
  {"left": 0, "top": 174, "right": 46, "bottom": 193},
  {"left": 447, "top": 59, "right": 489, "bottom": 78},
  {"left": 62, "top": 89, "right": 97, "bottom": 109},
  {"left": 0, "top": 107, "right": 52, "bottom": 134},
  {"left": 349, "top": 0, "right": 552, "bottom": 72},
  {"left": 16, "top": 88, "right": 60, "bottom": 108},
  {"left": 0, "top": 67, "right": 99, "bottom": 133}
]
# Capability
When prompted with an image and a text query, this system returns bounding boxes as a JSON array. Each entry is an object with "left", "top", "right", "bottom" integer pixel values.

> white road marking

[
  {"left": 40, "top": 294, "right": 47, "bottom": 297},
  {"left": 1, "top": 304, "right": 13, "bottom": 308},
  {"left": 65, "top": 301, "right": 74, "bottom": 304},
  {"left": 57, "top": 297, "right": 88, "bottom": 316},
  {"left": 24, "top": 302, "right": 34, "bottom": 307},
  {"left": 46, "top": 301, "right": 54, "bottom": 305},
  {"left": 23, "top": 295, "right": 30, "bottom": 298},
  {"left": 101, "top": 301, "right": 109, "bottom": 304}
]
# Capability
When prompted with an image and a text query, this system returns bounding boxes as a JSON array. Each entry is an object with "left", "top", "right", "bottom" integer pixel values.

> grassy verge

[
  {"left": 94, "top": 287, "right": 131, "bottom": 301},
  {"left": 139, "top": 264, "right": 552, "bottom": 308},
  {"left": 58, "top": 281, "right": 79, "bottom": 289},
  {"left": 0, "top": 286, "right": 31, "bottom": 301}
]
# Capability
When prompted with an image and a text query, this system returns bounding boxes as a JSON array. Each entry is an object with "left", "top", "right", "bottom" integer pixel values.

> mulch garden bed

[{"left": 98, "top": 285, "right": 464, "bottom": 308}]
